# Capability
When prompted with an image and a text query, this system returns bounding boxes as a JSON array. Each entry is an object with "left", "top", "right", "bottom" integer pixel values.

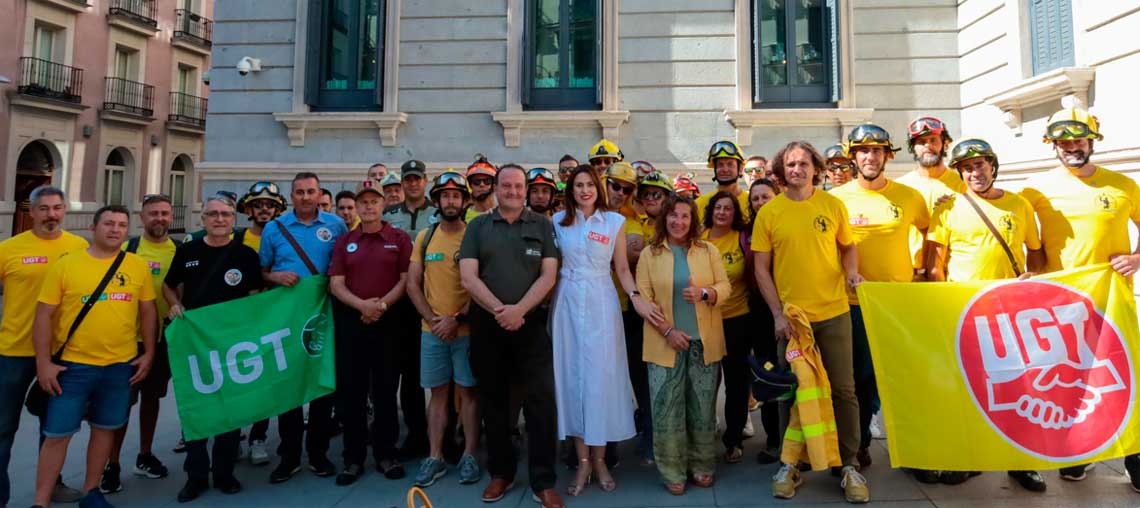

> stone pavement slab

[{"left": 5, "top": 396, "right": 1140, "bottom": 508}]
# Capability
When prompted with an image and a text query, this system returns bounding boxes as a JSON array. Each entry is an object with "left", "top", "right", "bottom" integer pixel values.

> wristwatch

[
  {"left": 700, "top": 288, "right": 709, "bottom": 302},
  {"left": 379, "top": 301, "right": 389, "bottom": 312},
  {"left": 629, "top": 290, "right": 641, "bottom": 299}
]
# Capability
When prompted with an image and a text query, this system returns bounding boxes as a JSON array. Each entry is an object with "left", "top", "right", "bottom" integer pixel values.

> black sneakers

[
  {"left": 134, "top": 453, "right": 169, "bottom": 479},
  {"left": 1125, "top": 455, "right": 1140, "bottom": 492},
  {"left": 1008, "top": 470, "right": 1047, "bottom": 492},
  {"left": 269, "top": 462, "right": 302, "bottom": 484},
  {"left": 99, "top": 463, "right": 122, "bottom": 494}
]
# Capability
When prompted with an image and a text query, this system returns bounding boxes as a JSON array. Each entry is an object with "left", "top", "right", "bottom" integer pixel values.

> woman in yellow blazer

[{"left": 635, "top": 196, "right": 731, "bottom": 495}]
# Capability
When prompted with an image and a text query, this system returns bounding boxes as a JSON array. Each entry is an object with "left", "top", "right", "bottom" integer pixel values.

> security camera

[{"left": 236, "top": 57, "right": 261, "bottom": 76}]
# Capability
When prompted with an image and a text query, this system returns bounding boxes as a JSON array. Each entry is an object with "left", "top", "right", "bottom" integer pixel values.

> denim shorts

[
  {"left": 43, "top": 361, "right": 134, "bottom": 438},
  {"left": 420, "top": 331, "right": 476, "bottom": 389}
]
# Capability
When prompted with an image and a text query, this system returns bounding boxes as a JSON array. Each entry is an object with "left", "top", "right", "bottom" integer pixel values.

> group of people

[{"left": 0, "top": 104, "right": 1138, "bottom": 508}]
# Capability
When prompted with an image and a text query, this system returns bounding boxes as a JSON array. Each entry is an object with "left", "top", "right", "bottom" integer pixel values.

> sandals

[
  {"left": 692, "top": 473, "right": 715, "bottom": 488},
  {"left": 665, "top": 482, "right": 686, "bottom": 495},
  {"left": 566, "top": 459, "right": 591, "bottom": 496},
  {"left": 592, "top": 458, "right": 616, "bottom": 492},
  {"left": 724, "top": 446, "right": 744, "bottom": 464}
]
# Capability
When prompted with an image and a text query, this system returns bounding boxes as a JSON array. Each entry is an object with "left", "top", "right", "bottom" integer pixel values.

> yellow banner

[{"left": 856, "top": 265, "right": 1140, "bottom": 471}]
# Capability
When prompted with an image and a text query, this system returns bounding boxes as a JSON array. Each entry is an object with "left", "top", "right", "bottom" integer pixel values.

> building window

[
  {"left": 305, "top": 0, "right": 384, "bottom": 111},
  {"left": 169, "top": 158, "right": 189, "bottom": 233},
  {"left": 523, "top": 0, "right": 599, "bottom": 110},
  {"left": 114, "top": 46, "right": 139, "bottom": 80},
  {"left": 752, "top": 0, "right": 840, "bottom": 107},
  {"left": 33, "top": 23, "right": 60, "bottom": 62},
  {"left": 1028, "top": 0, "right": 1074, "bottom": 75},
  {"left": 104, "top": 149, "right": 128, "bottom": 206}
]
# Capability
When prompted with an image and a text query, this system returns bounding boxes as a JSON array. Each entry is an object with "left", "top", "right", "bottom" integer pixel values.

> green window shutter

[
  {"left": 304, "top": 0, "right": 323, "bottom": 106},
  {"left": 374, "top": 0, "right": 386, "bottom": 107},
  {"left": 522, "top": 0, "right": 534, "bottom": 108}
]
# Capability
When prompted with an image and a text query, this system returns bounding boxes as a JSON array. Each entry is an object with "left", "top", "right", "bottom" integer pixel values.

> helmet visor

[
  {"left": 250, "top": 181, "right": 280, "bottom": 196},
  {"left": 908, "top": 117, "right": 945, "bottom": 138},
  {"left": 1046, "top": 120, "right": 1095, "bottom": 141},
  {"left": 950, "top": 139, "right": 994, "bottom": 165},
  {"left": 709, "top": 141, "right": 742, "bottom": 159},
  {"left": 849, "top": 124, "right": 891, "bottom": 145},
  {"left": 527, "top": 168, "right": 557, "bottom": 186}
]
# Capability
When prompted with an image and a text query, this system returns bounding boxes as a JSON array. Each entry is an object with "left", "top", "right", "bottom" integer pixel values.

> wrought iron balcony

[
  {"left": 104, "top": 77, "right": 154, "bottom": 117},
  {"left": 174, "top": 10, "right": 212, "bottom": 48},
  {"left": 170, "top": 205, "right": 188, "bottom": 233},
  {"left": 108, "top": 0, "right": 157, "bottom": 29},
  {"left": 17, "top": 57, "right": 84, "bottom": 104},
  {"left": 169, "top": 92, "right": 207, "bottom": 129}
]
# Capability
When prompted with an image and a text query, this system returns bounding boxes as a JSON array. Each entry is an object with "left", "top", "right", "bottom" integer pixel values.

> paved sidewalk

[{"left": 5, "top": 396, "right": 1138, "bottom": 508}]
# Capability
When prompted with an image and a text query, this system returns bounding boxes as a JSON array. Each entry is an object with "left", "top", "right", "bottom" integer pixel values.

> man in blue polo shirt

[{"left": 259, "top": 171, "right": 348, "bottom": 484}]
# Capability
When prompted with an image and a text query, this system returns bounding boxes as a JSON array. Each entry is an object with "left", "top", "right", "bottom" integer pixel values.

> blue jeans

[
  {"left": 0, "top": 354, "right": 38, "bottom": 505},
  {"left": 43, "top": 362, "right": 133, "bottom": 438}
]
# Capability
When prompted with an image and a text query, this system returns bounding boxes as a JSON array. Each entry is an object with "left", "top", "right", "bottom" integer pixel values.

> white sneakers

[{"left": 250, "top": 439, "right": 271, "bottom": 465}]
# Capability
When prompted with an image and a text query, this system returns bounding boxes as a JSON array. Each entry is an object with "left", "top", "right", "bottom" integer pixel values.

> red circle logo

[{"left": 957, "top": 280, "right": 1134, "bottom": 461}]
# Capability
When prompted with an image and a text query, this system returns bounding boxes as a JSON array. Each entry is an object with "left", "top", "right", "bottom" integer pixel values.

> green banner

[{"left": 166, "top": 275, "right": 336, "bottom": 441}]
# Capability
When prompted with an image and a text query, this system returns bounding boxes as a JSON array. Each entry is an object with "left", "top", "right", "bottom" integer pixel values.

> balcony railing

[
  {"left": 170, "top": 205, "right": 187, "bottom": 233},
  {"left": 17, "top": 57, "right": 84, "bottom": 104},
  {"left": 169, "top": 92, "right": 207, "bottom": 128},
  {"left": 104, "top": 77, "right": 154, "bottom": 117},
  {"left": 108, "top": 0, "right": 157, "bottom": 29},
  {"left": 174, "top": 10, "right": 213, "bottom": 47}
]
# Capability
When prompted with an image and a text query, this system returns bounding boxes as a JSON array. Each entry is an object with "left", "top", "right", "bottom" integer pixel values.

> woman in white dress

[{"left": 552, "top": 165, "right": 662, "bottom": 496}]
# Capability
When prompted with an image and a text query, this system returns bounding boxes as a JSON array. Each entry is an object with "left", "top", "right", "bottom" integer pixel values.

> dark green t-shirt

[{"left": 458, "top": 208, "right": 559, "bottom": 305}]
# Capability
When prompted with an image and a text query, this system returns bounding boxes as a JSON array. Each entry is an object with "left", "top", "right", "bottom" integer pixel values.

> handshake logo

[{"left": 957, "top": 281, "right": 1134, "bottom": 461}]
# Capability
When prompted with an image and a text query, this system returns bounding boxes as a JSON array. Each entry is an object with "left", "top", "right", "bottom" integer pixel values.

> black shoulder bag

[{"left": 25, "top": 251, "right": 127, "bottom": 416}]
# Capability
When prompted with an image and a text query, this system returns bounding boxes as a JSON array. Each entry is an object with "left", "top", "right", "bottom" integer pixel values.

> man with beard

[
  {"left": 824, "top": 145, "right": 855, "bottom": 189},
  {"left": 459, "top": 166, "right": 561, "bottom": 508},
  {"left": 0, "top": 186, "right": 88, "bottom": 508},
  {"left": 697, "top": 141, "right": 752, "bottom": 223},
  {"left": 383, "top": 160, "right": 439, "bottom": 460},
  {"left": 831, "top": 125, "right": 928, "bottom": 472},
  {"left": 526, "top": 168, "right": 557, "bottom": 217},
  {"left": 101, "top": 194, "right": 178, "bottom": 494},
  {"left": 408, "top": 171, "right": 483, "bottom": 487},
  {"left": 557, "top": 155, "right": 578, "bottom": 183},
  {"left": 896, "top": 116, "right": 965, "bottom": 277},
  {"left": 335, "top": 191, "right": 360, "bottom": 230},
  {"left": 1021, "top": 106, "right": 1140, "bottom": 491},
  {"left": 465, "top": 157, "right": 498, "bottom": 222},
  {"left": 753, "top": 141, "right": 867, "bottom": 503},
  {"left": 234, "top": 182, "right": 288, "bottom": 466},
  {"left": 925, "top": 139, "right": 1046, "bottom": 492}
]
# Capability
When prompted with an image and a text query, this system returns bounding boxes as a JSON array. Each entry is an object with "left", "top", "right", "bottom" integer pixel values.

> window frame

[
  {"left": 1027, "top": 0, "right": 1075, "bottom": 76},
  {"left": 304, "top": 0, "right": 386, "bottom": 112},
  {"left": 521, "top": 0, "right": 601, "bottom": 111},
  {"left": 751, "top": 0, "right": 840, "bottom": 108}
]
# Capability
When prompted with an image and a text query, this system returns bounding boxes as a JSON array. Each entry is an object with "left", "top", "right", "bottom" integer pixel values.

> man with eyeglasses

[
  {"left": 696, "top": 141, "right": 752, "bottom": 224},
  {"left": 587, "top": 139, "right": 623, "bottom": 176},
  {"left": 466, "top": 157, "right": 498, "bottom": 222},
  {"left": 1020, "top": 106, "right": 1140, "bottom": 491},
  {"left": 100, "top": 194, "right": 178, "bottom": 494},
  {"left": 383, "top": 160, "right": 440, "bottom": 460},
  {"left": 259, "top": 172, "right": 348, "bottom": 484},
  {"left": 164, "top": 196, "right": 264, "bottom": 502},
  {"left": 823, "top": 145, "right": 855, "bottom": 189},
  {"left": 744, "top": 156, "right": 768, "bottom": 186},
  {"left": 557, "top": 155, "right": 578, "bottom": 183},
  {"left": 0, "top": 186, "right": 88, "bottom": 507},
  {"left": 526, "top": 168, "right": 558, "bottom": 217}
]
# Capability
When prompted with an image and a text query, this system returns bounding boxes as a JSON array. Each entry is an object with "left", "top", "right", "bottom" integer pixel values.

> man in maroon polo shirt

[{"left": 327, "top": 180, "right": 412, "bottom": 485}]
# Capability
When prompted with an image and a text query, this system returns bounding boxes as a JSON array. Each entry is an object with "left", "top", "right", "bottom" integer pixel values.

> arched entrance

[
  {"left": 13, "top": 140, "right": 58, "bottom": 235},
  {"left": 103, "top": 147, "right": 134, "bottom": 206},
  {"left": 169, "top": 154, "right": 193, "bottom": 233}
]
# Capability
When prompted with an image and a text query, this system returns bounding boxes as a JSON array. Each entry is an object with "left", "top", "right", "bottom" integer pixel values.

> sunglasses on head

[{"left": 142, "top": 193, "right": 171, "bottom": 205}]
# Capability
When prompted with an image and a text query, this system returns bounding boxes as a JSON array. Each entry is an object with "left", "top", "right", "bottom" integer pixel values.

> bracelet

[{"left": 662, "top": 326, "right": 674, "bottom": 338}]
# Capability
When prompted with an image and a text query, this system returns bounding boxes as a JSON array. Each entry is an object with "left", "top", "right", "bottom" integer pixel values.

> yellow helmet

[
  {"left": 846, "top": 123, "right": 901, "bottom": 157},
  {"left": 604, "top": 162, "right": 638, "bottom": 187},
  {"left": 588, "top": 139, "right": 624, "bottom": 162},
  {"left": 707, "top": 140, "right": 745, "bottom": 168},
  {"left": 1043, "top": 107, "right": 1103, "bottom": 143}
]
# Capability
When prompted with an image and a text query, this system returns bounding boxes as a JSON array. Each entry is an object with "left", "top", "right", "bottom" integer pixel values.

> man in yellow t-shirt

[
  {"left": 695, "top": 140, "right": 751, "bottom": 224},
  {"left": 896, "top": 115, "right": 966, "bottom": 272},
  {"left": 752, "top": 141, "right": 866, "bottom": 503},
  {"left": 832, "top": 128, "right": 930, "bottom": 470},
  {"left": 103, "top": 194, "right": 178, "bottom": 491},
  {"left": 0, "top": 186, "right": 88, "bottom": 506},
  {"left": 31, "top": 205, "right": 157, "bottom": 508},
  {"left": 1020, "top": 107, "right": 1140, "bottom": 487},
  {"left": 406, "top": 171, "right": 482, "bottom": 485},
  {"left": 924, "top": 139, "right": 1047, "bottom": 493}
]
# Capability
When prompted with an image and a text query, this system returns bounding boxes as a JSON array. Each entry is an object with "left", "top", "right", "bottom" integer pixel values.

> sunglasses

[
  {"left": 908, "top": 117, "right": 945, "bottom": 137},
  {"left": 142, "top": 193, "right": 171, "bottom": 205},
  {"left": 215, "top": 191, "right": 239, "bottom": 202},
  {"left": 608, "top": 180, "right": 635, "bottom": 195},
  {"left": 250, "top": 200, "right": 278, "bottom": 210},
  {"left": 469, "top": 177, "right": 493, "bottom": 186},
  {"left": 639, "top": 190, "right": 666, "bottom": 201},
  {"left": 828, "top": 163, "right": 852, "bottom": 172}
]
